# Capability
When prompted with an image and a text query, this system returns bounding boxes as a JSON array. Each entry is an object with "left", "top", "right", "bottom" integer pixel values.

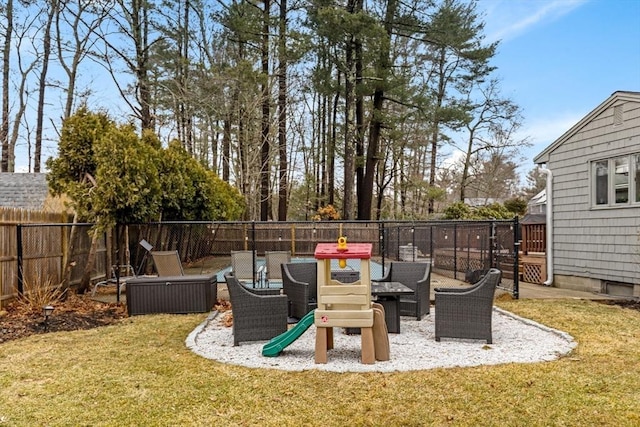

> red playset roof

[{"left": 314, "top": 242, "right": 372, "bottom": 259}]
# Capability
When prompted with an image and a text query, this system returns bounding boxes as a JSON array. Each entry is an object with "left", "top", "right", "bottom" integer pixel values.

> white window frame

[{"left": 591, "top": 153, "right": 640, "bottom": 208}]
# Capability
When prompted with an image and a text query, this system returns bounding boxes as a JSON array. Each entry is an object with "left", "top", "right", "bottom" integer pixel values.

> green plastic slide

[{"left": 262, "top": 310, "right": 316, "bottom": 357}]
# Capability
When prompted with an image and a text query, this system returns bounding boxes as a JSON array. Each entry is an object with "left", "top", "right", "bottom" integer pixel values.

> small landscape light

[
  {"left": 43, "top": 305, "right": 55, "bottom": 317},
  {"left": 43, "top": 305, "right": 55, "bottom": 331}
]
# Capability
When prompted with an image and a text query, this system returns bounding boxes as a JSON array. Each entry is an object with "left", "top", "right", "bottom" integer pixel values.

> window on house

[
  {"left": 592, "top": 153, "right": 640, "bottom": 207},
  {"left": 594, "top": 160, "right": 608, "bottom": 205},
  {"left": 614, "top": 158, "right": 629, "bottom": 203},
  {"left": 636, "top": 154, "right": 640, "bottom": 203}
]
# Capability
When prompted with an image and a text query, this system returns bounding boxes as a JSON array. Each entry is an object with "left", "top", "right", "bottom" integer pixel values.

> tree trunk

[
  {"left": 63, "top": 212, "right": 80, "bottom": 286},
  {"left": 460, "top": 131, "right": 474, "bottom": 202},
  {"left": 353, "top": 0, "right": 362, "bottom": 218},
  {"left": 354, "top": 7, "right": 364, "bottom": 218},
  {"left": 137, "top": 2, "right": 153, "bottom": 131},
  {"left": 79, "top": 230, "right": 99, "bottom": 293},
  {"left": 1, "top": 0, "right": 12, "bottom": 172},
  {"left": 277, "top": 0, "right": 288, "bottom": 221},
  {"left": 342, "top": 0, "right": 359, "bottom": 220},
  {"left": 329, "top": 85, "right": 338, "bottom": 207},
  {"left": 358, "top": 0, "right": 396, "bottom": 220},
  {"left": 259, "top": 0, "right": 271, "bottom": 221},
  {"left": 35, "top": 0, "right": 57, "bottom": 173},
  {"left": 222, "top": 116, "right": 231, "bottom": 181},
  {"left": 427, "top": 49, "right": 447, "bottom": 214}
]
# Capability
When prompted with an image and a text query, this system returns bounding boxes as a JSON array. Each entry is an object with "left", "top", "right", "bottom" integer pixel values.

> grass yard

[{"left": 0, "top": 299, "right": 639, "bottom": 426}]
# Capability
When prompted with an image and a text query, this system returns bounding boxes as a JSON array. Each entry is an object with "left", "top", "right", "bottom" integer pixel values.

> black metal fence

[
  {"left": 118, "top": 219, "right": 519, "bottom": 297},
  {"left": 4, "top": 219, "right": 519, "bottom": 304}
]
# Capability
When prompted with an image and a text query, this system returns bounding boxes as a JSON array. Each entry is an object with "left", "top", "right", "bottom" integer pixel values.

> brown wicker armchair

[
  {"left": 434, "top": 268, "right": 502, "bottom": 344},
  {"left": 281, "top": 262, "right": 317, "bottom": 320},
  {"left": 224, "top": 273, "right": 288, "bottom": 346},
  {"left": 373, "top": 262, "right": 431, "bottom": 320}
]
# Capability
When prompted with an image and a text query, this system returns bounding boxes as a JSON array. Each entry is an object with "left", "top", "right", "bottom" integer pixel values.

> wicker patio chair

[
  {"left": 373, "top": 262, "right": 431, "bottom": 320},
  {"left": 281, "top": 262, "right": 317, "bottom": 320},
  {"left": 224, "top": 273, "right": 288, "bottom": 346},
  {"left": 264, "top": 251, "right": 291, "bottom": 286},
  {"left": 150, "top": 250, "right": 184, "bottom": 276},
  {"left": 434, "top": 268, "right": 502, "bottom": 344}
]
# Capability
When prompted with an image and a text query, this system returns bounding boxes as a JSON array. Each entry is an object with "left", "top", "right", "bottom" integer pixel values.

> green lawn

[{"left": 1, "top": 299, "right": 638, "bottom": 426}]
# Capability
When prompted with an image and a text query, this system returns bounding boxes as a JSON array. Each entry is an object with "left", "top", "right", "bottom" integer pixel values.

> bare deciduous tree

[
  {"left": 1, "top": 0, "right": 13, "bottom": 172},
  {"left": 34, "top": 0, "right": 58, "bottom": 172},
  {"left": 55, "top": 0, "right": 112, "bottom": 120},
  {"left": 458, "top": 78, "right": 528, "bottom": 202}
]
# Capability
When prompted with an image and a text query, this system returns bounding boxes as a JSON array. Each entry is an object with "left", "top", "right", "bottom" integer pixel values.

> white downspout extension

[{"left": 541, "top": 168, "right": 553, "bottom": 286}]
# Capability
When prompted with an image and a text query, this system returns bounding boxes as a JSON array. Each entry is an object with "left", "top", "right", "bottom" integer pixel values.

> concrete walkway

[
  {"left": 428, "top": 273, "right": 614, "bottom": 301},
  {"left": 513, "top": 281, "right": 614, "bottom": 300}
]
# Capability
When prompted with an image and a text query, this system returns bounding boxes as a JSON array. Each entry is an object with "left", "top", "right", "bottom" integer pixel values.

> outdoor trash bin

[{"left": 126, "top": 273, "right": 217, "bottom": 315}]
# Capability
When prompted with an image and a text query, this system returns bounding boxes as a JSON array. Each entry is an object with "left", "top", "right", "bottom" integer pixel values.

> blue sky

[{"left": 475, "top": 0, "right": 640, "bottom": 179}]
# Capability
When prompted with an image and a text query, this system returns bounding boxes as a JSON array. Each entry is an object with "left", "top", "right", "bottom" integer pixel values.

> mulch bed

[
  {"left": 0, "top": 292, "right": 128, "bottom": 344},
  {"left": 1, "top": 293, "right": 637, "bottom": 345},
  {"left": 596, "top": 299, "right": 640, "bottom": 311}
]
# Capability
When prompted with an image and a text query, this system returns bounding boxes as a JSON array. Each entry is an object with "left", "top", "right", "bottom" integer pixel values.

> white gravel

[{"left": 186, "top": 308, "right": 576, "bottom": 373}]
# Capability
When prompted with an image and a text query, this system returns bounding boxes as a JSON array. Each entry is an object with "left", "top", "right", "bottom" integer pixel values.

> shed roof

[
  {"left": 0, "top": 173, "right": 50, "bottom": 211},
  {"left": 533, "top": 91, "right": 640, "bottom": 164},
  {"left": 521, "top": 213, "right": 546, "bottom": 225}
]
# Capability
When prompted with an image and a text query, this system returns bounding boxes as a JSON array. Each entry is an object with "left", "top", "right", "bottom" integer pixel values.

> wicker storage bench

[{"left": 126, "top": 273, "right": 217, "bottom": 315}]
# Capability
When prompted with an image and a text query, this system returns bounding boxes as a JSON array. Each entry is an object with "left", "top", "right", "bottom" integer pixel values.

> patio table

[
  {"left": 346, "top": 281, "right": 414, "bottom": 334},
  {"left": 371, "top": 281, "right": 414, "bottom": 333}
]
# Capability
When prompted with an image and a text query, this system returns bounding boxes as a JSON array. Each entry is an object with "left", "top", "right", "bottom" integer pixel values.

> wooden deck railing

[{"left": 521, "top": 224, "right": 546, "bottom": 253}]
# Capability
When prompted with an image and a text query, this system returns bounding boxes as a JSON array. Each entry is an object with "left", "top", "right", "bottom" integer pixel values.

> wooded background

[{"left": 1, "top": 0, "right": 545, "bottom": 221}]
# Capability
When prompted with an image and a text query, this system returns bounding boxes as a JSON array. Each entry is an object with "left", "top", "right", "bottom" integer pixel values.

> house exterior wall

[{"left": 544, "top": 95, "right": 640, "bottom": 295}]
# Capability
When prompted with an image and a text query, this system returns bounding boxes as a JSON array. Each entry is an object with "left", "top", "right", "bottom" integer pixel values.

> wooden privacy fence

[
  {"left": 0, "top": 208, "right": 70, "bottom": 307},
  {"left": 0, "top": 218, "right": 106, "bottom": 308}
]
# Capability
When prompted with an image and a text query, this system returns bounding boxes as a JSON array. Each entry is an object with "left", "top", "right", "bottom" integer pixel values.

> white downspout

[{"left": 541, "top": 168, "right": 553, "bottom": 286}]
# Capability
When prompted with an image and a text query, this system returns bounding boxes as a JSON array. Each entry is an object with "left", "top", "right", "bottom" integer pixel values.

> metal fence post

[
  {"left": 453, "top": 223, "right": 458, "bottom": 280},
  {"left": 429, "top": 225, "right": 434, "bottom": 267},
  {"left": 115, "top": 224, "right": 121, "bottom": 303},
  {"left": 489, "top": 221, "right": 496, "bottom": 268},
  {"left": 251, "top": 221, "right": 256, "bottom": 287},
  {"left": 379, "top": 222, "right": 385, "bottom": 270},
  {"left": 17, "top": 224, "right": 24, "bottom": 295},
  {"left": 513, "top": 216, "right": 520, "bottom": 299},
  {"left": 411, "top": 223, "right": 417, "bottom": 262}
]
